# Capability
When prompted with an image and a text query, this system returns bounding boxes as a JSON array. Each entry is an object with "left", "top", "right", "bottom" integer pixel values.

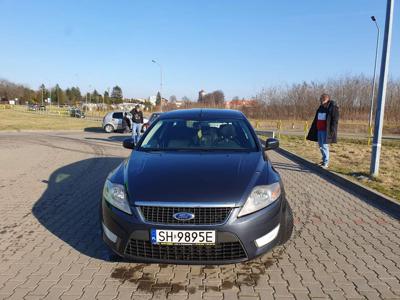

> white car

[{"left": 102, "top": 111, "right": 148, "bottom": 133}]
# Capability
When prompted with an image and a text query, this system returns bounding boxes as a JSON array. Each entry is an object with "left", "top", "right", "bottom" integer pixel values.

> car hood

[{"left": 125, "top": 151, "right": 267, "bottom": 206}]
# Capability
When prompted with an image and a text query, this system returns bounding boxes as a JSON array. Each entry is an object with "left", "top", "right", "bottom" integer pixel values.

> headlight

[
  {"left": 238, "top": 183, "right": 281, "bottom": 217},
  {"left": 103, "top": 180, "right": 132, "bottom": 215}
]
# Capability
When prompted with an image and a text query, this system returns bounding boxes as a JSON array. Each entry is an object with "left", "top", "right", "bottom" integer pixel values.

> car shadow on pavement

[
  {"left": 84, "top": 127, "right": 105, "bottom": 133},
  {"left": 272, "top": 162, "right": 311, "bottom": 173},
  {"left": 85, "top": 136, "right": 129, "bottom": 143},
  {"left": 32, "top": 157, "right": 124, "bottom": 261}
]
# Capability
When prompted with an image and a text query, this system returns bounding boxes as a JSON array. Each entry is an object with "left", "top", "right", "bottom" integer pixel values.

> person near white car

[{"left": 130, "top": 105, "right": 144, "bottom": 143}]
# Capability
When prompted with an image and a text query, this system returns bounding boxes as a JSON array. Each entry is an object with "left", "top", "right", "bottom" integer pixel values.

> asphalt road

[{"left": 0, "top": 131, "right": 399, "bottom": 299}]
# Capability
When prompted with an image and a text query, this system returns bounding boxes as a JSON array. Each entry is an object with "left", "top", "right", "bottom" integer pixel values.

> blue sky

[{"left": 0, "top": 0, "right": 398, "bottom": 100}]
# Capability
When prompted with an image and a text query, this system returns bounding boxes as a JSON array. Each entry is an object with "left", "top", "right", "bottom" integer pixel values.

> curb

[{"left": 274, "top": 147, "right": 400, "bottom": 220}]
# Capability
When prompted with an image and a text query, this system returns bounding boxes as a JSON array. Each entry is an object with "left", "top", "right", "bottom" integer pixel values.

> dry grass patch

[
  {"left": 0, "top": 110, "right": 100, "bottom": 131},
  {"left": 276, "top": 135, "right": 400, "bottom": 202}
]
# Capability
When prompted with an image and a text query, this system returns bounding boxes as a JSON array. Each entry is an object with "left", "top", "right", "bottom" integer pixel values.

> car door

[{"left": 112, "top": 112, "right": 124, "bottom": 129}]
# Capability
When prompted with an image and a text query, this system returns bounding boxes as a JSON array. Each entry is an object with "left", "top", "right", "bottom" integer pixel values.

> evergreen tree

[
  {"left": 156, "top": 91, "right": 161, "bottom": 106},
  {"left": 111, "top": 86, "right": 123, "bottom": 100}
]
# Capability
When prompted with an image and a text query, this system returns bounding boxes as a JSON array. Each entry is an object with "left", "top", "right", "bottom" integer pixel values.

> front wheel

[
  {"left": 280, "top": 202, "right": 294, "bottom": 245},
  {"left": 104, "top": 124, "right": 114, "bottom": 133}
]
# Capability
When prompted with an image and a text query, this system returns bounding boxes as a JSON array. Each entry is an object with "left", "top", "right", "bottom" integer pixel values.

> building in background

[
  {"left": 225, "top": 99, "right": 258, "bottom": 109},
  {"left": 198, "top": 90, "right": 206, "bottom": 102}
]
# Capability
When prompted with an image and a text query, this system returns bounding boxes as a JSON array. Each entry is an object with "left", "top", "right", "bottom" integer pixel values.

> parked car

[
  {"left": 69, "top": 108, "right": 85, "bottom": 118},
  {"left": 100, "top": 109, "right": 293, "bottom": 264},
  {"left": 28, "top": 104, "right": 38, "bottom": 111},
  {"left": 102, "top": 111, "right": 148, "bottom": 133}
]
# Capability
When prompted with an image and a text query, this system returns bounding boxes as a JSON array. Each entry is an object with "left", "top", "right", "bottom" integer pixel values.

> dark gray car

[{"left": 101, "top": 109, "right": 293, "bottom": 264}]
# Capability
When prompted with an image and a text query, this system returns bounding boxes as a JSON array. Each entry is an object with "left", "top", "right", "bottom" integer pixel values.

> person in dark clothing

[
  {"left": 123, "top": 112, "right": 131, "bottom": 133},
  {"left": 306, "top": 94, "right": 339, "bottom": 169},
  {"left": 130, "top": 105, "right": 144, "bottom": 143}
]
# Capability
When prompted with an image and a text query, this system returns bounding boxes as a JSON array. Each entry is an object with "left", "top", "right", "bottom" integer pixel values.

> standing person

[
  {"left": 306, "top": 94, "right": 339, "bottom": 169},
  {"left": 130, "top": 105, "right": 144, "bottom": 143}
]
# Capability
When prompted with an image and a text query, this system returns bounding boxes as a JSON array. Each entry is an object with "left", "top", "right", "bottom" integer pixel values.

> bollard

[
  {"left": 276, "top": 120, "right": 282, "bottom": 139},
  {"left": 304, "top": 121, "right": 309, "bottom": 141},
  {"left": 368, "top": 125, "right": 373, "bottom": 146}
]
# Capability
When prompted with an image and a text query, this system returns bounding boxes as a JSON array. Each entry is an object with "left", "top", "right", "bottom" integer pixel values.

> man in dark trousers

[
  {"left": 306, "top": 94, "right": 339, "bottom": 169},
  {"left": 130, "top": 105, "right": 144, "bottom": 143},
  {"left": 122, "top": 112, "right": 131, "bottom": 133}
]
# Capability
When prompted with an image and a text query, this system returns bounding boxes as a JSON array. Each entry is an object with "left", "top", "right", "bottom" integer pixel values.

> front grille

[
  {"left": 139, "top": 206, "right": 232, "bottom": 225},
  {"left": 125, "top": 240, "right": 247, "bottom": 261}
]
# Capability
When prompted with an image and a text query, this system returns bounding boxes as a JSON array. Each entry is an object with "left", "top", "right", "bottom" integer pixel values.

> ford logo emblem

[{"left": 173, "top": 212, "right": 195, "bottom": 221}]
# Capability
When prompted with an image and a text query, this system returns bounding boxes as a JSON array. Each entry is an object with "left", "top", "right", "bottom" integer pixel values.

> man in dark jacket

[
  {"left": 306, "top": 94, "right": 339, "bottom": 169},
  {"left": 130, "top": 105, "right": 144, "bottom": 143}
]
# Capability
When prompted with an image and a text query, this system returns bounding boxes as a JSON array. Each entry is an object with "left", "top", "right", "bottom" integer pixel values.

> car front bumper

[{"left": 101, "top": 196, "right": 287, "bottom": 264}]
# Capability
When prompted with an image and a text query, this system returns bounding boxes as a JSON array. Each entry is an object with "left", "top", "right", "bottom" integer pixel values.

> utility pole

[
  {"left": 370, "top": 0, "right": 395, "bottom": 177},
  {"left": 368, "top": 16, "right": 380, "bottom": 133}
]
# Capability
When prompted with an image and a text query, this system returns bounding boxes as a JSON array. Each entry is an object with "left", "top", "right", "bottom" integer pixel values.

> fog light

[
  {"left": 102, "top": 223, "right": 118, "bottom": 243},
  {"left": 255, "top": 224, "right": 280, "bottom": 248}
]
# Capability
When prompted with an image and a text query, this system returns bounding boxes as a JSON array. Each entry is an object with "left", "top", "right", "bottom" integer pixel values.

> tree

[
  {"left": 65, "top": 87, "right": 82, "bottom": 105},
  {"left": 39, "top": 84, "right": 48, "bottom": 104},
  {"left": 156, "top": 91, "right": 161, "bottom": 106},
  {"left": 202, "top": 90, "right": 225, "bottom": 106},
  {"left": 104, "top": 90, "right": 110, "bottom": 104},
  {"left": 213, "top": 90, "right": 225, "bottom": 105},
  {"left": 92, "top": 90, "right": 100, "bottom": 104},
  {"left": 143, "top": 100, "right": 153, "bottom": 111},
  {"left": 182, "top": 96, "right": 190, "bottom": 102},
  {"left": 169, "top": 95, "right": 177, "bottom": 102},
  {"left": 52, "top": 84, "right": 66, "bottom": 106},
  {"left": 111, "top": 85, "right": 123, "bottom": 101}
]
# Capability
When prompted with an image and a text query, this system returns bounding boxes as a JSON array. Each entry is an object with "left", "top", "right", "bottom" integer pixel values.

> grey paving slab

[{"left": 0, "top": 132, "right": 399, "bottom": 300}]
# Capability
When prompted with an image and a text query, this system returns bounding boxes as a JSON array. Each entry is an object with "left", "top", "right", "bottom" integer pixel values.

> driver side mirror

[
  {"left": 123, "top": 138, "right": 135, "bottom": 150},
  {"left": 265, "top": 138, "right": 279, "bottom": 150}
]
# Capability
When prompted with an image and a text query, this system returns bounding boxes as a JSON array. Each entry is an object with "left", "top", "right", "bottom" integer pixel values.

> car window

[
  {"left": 139, "top": 118, "right": 258, "bottom": 151},
  {"left": 112, "top": 112, "right": 123, "bottom": 119}
]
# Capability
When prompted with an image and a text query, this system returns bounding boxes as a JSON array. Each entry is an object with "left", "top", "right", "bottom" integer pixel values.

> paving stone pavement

[{"left": 0, "top": 131, "right": 399, "bottom": 300}]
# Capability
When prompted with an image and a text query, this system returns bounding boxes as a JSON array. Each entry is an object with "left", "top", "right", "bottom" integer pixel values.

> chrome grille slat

[{"left": 139, "top": 206, "right": 232, "bottom": 225}]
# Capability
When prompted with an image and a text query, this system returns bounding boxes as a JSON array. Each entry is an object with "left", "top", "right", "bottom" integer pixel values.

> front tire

[
  {"left": 280, "top": 202, "right": 294, "bottom": 245},
  {"left": 104, "top": 124, "right": 114, "bottom": 133}
]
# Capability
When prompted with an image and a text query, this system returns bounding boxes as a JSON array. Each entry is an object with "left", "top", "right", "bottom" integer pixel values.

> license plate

[{"left": 151, "top": 229, "right": 215, "bottom": 245}]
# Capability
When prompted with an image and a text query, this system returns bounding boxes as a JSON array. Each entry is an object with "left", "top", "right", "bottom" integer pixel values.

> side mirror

[
  {"left": 265, "top": 138, "right": 279, "bottom": 150},
  {"left": 123, "top": 138, "right": 135, "bottom": 150}
]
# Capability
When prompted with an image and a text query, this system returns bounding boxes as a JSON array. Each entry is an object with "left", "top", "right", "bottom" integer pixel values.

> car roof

[
  {"left": 159, "top": 109, "right": 245, "bottom": 120},
  {"left": 108, "top": 111, "right": 128, "bottom": 114}
]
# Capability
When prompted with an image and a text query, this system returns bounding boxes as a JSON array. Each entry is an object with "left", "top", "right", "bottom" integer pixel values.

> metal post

[
  {"left": 368, "top": 16, "right": 380, "bottom": 131},
  {"left": 370, "top": 0, "right": 395, "bottom": 177}
]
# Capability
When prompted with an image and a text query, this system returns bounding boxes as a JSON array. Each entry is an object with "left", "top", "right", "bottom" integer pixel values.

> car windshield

[{"left": 139, "top": 118, "right": 258, "bottom": 151}]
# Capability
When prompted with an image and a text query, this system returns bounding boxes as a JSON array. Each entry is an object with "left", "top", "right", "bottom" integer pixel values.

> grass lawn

[
  {"left": 275, "top": 134, "right": 400, "bottom": 202},
  {"left": 250, "top": 119, "right": 400, "bottom": 135},
  {"left": 0, "top": 109, "right": 100, "bottom": 131}
]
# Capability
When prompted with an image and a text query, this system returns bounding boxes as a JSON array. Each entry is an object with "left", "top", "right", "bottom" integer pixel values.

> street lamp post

[
  {"left": 152, "top": 59, "right": 163, "bottom": 112},
  {"left": 370, "top": 0, "right": 395, "bottom": 177},
  {"left": 368, "top": 16, "right": 380, "bottom": 133}
]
